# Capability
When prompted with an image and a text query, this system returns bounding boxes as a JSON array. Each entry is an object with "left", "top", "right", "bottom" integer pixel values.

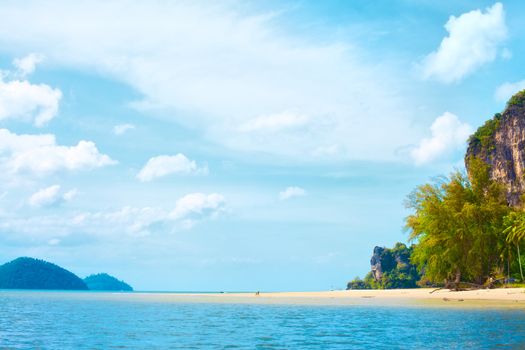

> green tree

[
  {"left": 405, "top": 158, "right": 509, "bottom": 288},
  {"left": 503, "top": 212, "right": 525, "bottom": 281}
]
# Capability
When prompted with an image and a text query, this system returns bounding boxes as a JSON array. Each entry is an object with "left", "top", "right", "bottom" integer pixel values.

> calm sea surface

[{"left": 1, "top": 291, "right": 525, "bottom": 349}]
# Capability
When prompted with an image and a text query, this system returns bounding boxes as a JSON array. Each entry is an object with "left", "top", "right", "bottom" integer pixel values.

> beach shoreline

[
  {"left": 3, "top": 288, "right": 525, "bottom": 308},
  {"left": 122, "top": 288, "right": 525, "bottom": 308},
  {"left": 222, "top": 288, "right": 525, "bottom": 301}
]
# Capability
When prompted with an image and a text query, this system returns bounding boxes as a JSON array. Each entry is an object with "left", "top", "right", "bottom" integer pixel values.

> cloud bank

[
  {"left": 0, "top": 192, "right": 226, "bottom": 242},
  {"left": 0, "top": 0, "right": 419, "bottom": 161}
]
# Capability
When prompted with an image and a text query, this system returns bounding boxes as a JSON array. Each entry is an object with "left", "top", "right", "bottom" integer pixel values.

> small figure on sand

[{"left": 255, "top": 291, "right": 260, "bottom": 296}]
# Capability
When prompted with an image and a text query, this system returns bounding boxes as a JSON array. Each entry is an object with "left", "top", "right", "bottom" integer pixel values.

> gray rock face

[
  {"left": 466, "top": 92, "right": 525, "bottom": 207},
  {"left": 370, "top": 246, "right": 384, "bottom": 281}
]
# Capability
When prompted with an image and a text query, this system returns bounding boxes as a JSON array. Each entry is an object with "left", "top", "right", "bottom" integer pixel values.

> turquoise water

[{"left": 1, "top": 291, "right": 525, "bottom": 349}]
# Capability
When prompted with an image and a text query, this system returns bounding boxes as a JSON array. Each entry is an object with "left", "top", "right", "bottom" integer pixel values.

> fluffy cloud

[
  {"left": 0, "top": 54, "right": 61, "bottom": 127},
  {"left": 113, "top": 123, "right": 135, "bottom": 135},
  {"left": 0, "top": 79, "right": 62, "bottom": 127},
  {"left": 0, "top": 0, "right": 420, "bottom": 161},
  {"left": 0, "top": 128, "right": 116, "bottom": 176},
  {"left": 279, "top": 186, "right": 306, "bottom": 200},
  {"left": 13, "top": 53, "right": 44, "bottom": 77},
  {"left": 28, "top": 185, "right": 77, "bottom": 207},
  {"left": 410, "top": 112, "right": 472, "bottom": 165},
  {"left": 169, "top": 193, "right": 225, "bottom": 222},
  {"left": 421, "top": 3, "right": 507, "bottom": 83},
  {"left": 137, "top": 154, "right": 207, "bottom": 182},
  {"left": 495, "top": 80, "right": 525, "bottom": 102},
  {"left": 99, "top": 193, "right": 225, "bottom": 233}
]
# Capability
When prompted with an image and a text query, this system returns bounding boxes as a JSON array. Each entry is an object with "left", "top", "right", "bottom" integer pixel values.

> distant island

[
  {"left": 0, "top": 257, "right": 133, "bottom": 291},
  {"left": 84, "top": 273, "right": 133, "bottom": 291},
  {"left": 0, "top": 257, "right": 88, "bottom": 290}
]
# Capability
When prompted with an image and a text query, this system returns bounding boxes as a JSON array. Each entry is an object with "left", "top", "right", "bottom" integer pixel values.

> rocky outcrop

[
  {"left": 466, "top": 90, "right": 525, "bottom": 206},
  {"left": 370, "top": 246, "right": 385, "bottom": 281},
  {"left": 370, "top": 244, "right": 412, "bottom": 282},
  {"left": 347, "top": 242, "right": 419, "bottom": 289}
]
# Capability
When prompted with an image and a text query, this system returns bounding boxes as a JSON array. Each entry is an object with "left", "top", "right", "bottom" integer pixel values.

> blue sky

[{"left": 0, "top": 0, "right": 523, "bottom": 291}]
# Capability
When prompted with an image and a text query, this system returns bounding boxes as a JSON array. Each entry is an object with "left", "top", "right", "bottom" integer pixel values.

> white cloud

[
  {"left": 495, "top": 80, "right": 525, "bottom": 102},
  {"left": 28, "top": 184, "right": 77, "bottom": 207},
  {"left": 421, "top": 3, "right": 507, "bottom": 83},
  {"left": 0, "top": 128, "right": 116, "bottom": 176},
  {"left": 0, "top": 79, "right": 62, "bottom": 127},
  {"left": 0, "top": 0, "right": 420, "bottom": 161},
  {"left": 137, "top": 154, "right": 207, "bottom": 182},
  {"left": 1, "top": 192, "right": 226, "bottom": 240},
  {"left": 13, "top": 53, "right": 44, "bottom": 77},
  {"left": 410, "top": 112, "right": 472, "bottom": 165},
  {"left": 237, "top": 112, "right": 308, "bottom": 133},
  {"left": 279, "top": 186, "right": 306, "bottom": 200},
  {"left": 101, "top": 193, "right": 225, "bottom": 234},
  {"left": 169, "top": 193, "right": 225, "bottom": 222},
  {"left": 113, "top": 123, "right": 135, "bottom": 135}
]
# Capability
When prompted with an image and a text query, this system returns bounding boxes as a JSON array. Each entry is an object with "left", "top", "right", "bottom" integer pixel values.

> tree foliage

[
  {"left": 468, "top": 113, "right": 502, "bottom": 152},
  {"left": 405, "top": 158, "right": 511, "bottom": 287}
]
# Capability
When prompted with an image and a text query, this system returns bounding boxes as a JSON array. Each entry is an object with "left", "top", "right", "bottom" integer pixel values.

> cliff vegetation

[{"left": 347, "top": 243, "right": 420, "bottom": 289}]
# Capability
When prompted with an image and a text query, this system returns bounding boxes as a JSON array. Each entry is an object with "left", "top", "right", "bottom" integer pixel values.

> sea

[{"left": 1, "top": 290, "right": 524, "bottom": 349}]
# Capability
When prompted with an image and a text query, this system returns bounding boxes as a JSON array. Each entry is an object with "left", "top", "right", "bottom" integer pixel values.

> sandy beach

[
  {"left": 114, "top": 288, "right": 525, "bottom": 308},
  {"left": 228, "top": 288, "right": 525, "bottom": 301}
]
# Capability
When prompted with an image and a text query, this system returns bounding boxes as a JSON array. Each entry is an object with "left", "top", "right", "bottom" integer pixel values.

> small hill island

[
  {"left": 0, "top": 257, "right": 133, "bottom": 291},
  {"left": 84, "top": 273, "right": 133, "bottom": 291},
  {"left": 0, "top": 257, "right": 88, "bottom": 290}
]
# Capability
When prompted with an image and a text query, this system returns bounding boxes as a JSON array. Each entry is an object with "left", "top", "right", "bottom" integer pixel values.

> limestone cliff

[
  {"left": 466, "top": 90, "right": 525, "bottom": 206},
  {"left": 370, "top": 244, "right": 413, "bottom": 282}
]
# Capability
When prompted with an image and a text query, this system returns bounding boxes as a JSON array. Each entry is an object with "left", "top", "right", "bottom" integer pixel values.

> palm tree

[{"left": 503, "top": 212, "right": 525, "bottom": 281}]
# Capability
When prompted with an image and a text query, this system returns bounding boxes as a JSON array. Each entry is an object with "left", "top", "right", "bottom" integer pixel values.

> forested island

[
  {"left": 0, "top": 257, "right": 88, "bottom": 290},
  {"left": 349, "top": 90, "right": 525, "bottom": 290},
  {"left": 0, "top": 257, "right": 133, "bottom": 291},
  {"left": 84, "top": 273, "right": 133, "bottom": 291}
]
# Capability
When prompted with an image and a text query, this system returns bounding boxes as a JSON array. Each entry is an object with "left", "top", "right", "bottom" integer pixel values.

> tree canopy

[{"left": 405, "top": 157, "right": 512, "bottom": 288}]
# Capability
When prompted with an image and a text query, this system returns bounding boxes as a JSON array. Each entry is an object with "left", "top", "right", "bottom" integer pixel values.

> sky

[{"left": 0, "top": 0, "right": 524, "bottom": 291}]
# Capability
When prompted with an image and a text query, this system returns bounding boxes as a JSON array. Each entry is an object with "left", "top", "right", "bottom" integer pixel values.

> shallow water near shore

[{"left": 1, "top": 290, "right": 525, "bottom": 349}]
